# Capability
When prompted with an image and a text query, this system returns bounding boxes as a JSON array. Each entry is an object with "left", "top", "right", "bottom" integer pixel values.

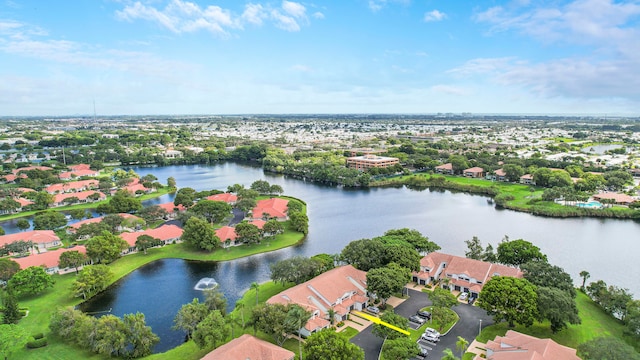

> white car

[
  {"left": 459, "top": 292, "right": 469, "bottom": 301},
  {"left": 424, "top": 327, "right": 440, "bottom": 338},
  {"left": 421, "top": 333, "right": 440, "bottom": 343}
]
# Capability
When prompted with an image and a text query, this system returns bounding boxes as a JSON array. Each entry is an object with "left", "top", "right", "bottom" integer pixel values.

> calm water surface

[{"left": 81, "top": 163, "right": 640, "bottom": 353}]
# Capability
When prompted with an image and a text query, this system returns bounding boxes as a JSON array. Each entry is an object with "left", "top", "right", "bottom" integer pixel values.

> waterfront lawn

[{"left": 476, "top": 291, "right": 632, "bottom": 350}]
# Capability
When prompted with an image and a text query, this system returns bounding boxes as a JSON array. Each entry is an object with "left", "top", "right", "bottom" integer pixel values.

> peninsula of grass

[
  {"left": 10, "top": 199, "right": 307, "bottom": 360},
  {"left": 371, "top": 174, "right": 640, "bottom": 219},
  {"left": 476, "top": 291, "right": 637, "bottom": 351}
]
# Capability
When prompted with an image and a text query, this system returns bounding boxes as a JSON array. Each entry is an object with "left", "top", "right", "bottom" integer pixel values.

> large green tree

[
  {"left": 59, "top": 250, "right": 89, "bottom": 274},
  {"left": 536, "top": 286, "right": 580, "bottom": 332},
  {"left": 383, "top": 228, "right": 440, "bottom": 254},
  {"left": 252, "top": 303, "right": 310, "bottom": 346},
  {"left": 72, "top": 264, "right": 112, "bottom": 299},
  {"left": 303, "top": 328, "right": 364, "bottom": 360},
  {"left": 366, "top": 263, "right": 410, "bottom": 306},
  {"left": 2, "top": 290, "right": 20, "bottom": 324},
  {"left": 123, "top": 312, "right": 160, "bottom": 358},
  {"left": 270, "top": 256, "right": 323, "bottom": 285},
  {"left": 203, "top": 287, "right": 227, "bottom": 316},
  {"left": 521, "top": 261, "right": 576, "bottom": 297},
  {"left": 85, "top": 231, "right": 128, "bottom": 263},
  {"left": 173, "top": 298, "right": 209, "bottom": 339},
  {"left": 0, "top": 324, "right": 29, "bottom": 360},
  {"left": 372, "top": 311, "right": 409, "bottom": 340},
  {"left": 340, "top": 238, "right": 387, "bottom": 271},
  {"left": 92, "top": 314, "right": 128, "bottom": 357},
  {"left": 8, "top": 266, "right": 55, "bottom": 296},
  {"left": 192, "top": 200, "right": 231, "bottom": 224},
  {"left": 192, "top": 310, "right": 229, "bottom": 349},
  {"left": 465, "top": 236, "right": 484, "bottom": 260},
  {"left": 577, "top": 336, "right": 640, "bottom": 360},
  {"left": 381, "top": 337, "right": 421, "bottom": 360},
  {"left": 182, "top": 217, "right": 219, "bottom": 251},
  {"left": 235, "top": 222, "right": 262, "bottom": 244},
  {"left": 33, "top": 210, "right": 67, "bottom": 230},
  {"left": 479, "top": 276, "right": 538, "bottom": 327},
  {"left": 383, "top": 244, "right": 421, "bottom": 272},
  {"left": 0, "top": 258, "right": 20, "bottom": 282},
  {"left": 497, "top": 239, "right": 547, "bottom": 267},
  {"left": 429, "top": 287, "right": 459, "bottom": 308}
]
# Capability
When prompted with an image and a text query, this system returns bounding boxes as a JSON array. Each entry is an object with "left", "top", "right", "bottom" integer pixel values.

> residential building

[
  {"left": 435, "top": 163, "right": 454, "bottom": 175},
  {"left": 13, "top": 246, "right": 88, "bottom": 275},
  {"left": 215, "top": 226, "right": 237, "bottom": 246},
  {"left": 0, "top": 230, "right": 61, "bottom": 251},
  {"left": 12, "top": 166, "right": 53, "bottom": 175},
  {"left": 157, "top": 202, "right": 186, "bottom": 219},
  {"left": 267, "top": 265, "right": 369, "bottom": 337},
  {"left": 200, "top": 334, "right": 294, "bottom": 360},
  {"left": 52, "top": 191, "right": 106, "bottom": 207},
  {"left": 346, "top": 154, "right": 399, "bottom": 171},
  {"left": 412, "top": 252, "right": 523, "bottom": 299},
  {"left": 520, "top": 174, "right": 535, "bottom": 185},
  {"left": 251, "top": 198, "right": 289, "bottom": 220},
  {"left": 205, "top": 193, "right": 238, "bottom": 204},
  {"left": 477, "top": 330, "right": 579, "bottom": 360},
  {"left": 163, "top": 149, "right": 182, "bottom": 158},
  {"left": 119, "top": 224, "right": 183, "bottom": 252},
  {"left": 59, "top": 169, "right": 100, "bottom": 180},
  {"left": 487, "top": 168, "right": 507, "bottom": 181},
  {"left": 68, "top": 164, "right": 92, "bottom": 171},
  {"left": 593, "top": 192, "right": 637, "bottom": 205},
  {"left": 67, "top": 213, "right": 144, "bottom": 235},
  {"left": 463, "top": 167, "right": 485, "bottom": 178},
  {"left": 45, "top": 179, "right": 99, "bottom": 194},
  {"left": 249, "top": 219, "right": 266, "bottom": 229}
]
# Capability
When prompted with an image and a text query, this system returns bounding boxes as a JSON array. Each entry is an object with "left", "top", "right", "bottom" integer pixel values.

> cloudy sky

[{"left": 1, "top": 0, "right": 639, "bottom": 116}]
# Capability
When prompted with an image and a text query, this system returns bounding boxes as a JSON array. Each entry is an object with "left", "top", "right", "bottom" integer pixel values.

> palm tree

[
  {"left": 456, "top": 336, "right": 469, "bottom": 358},
  {"left": 442, "top": 348, "right": 460, "bottom": 360},
  {"left": 251, "top": 282, "right": 259, "bottom": 305},
  {"left": 327, "top": 307, "right": 336, "bottom": 325},
  {"left": 235, "top": 302, "right": 246, "bottom": 328},
  {"left": 579, "top": 270, "right": 590, "bottom": 290}
]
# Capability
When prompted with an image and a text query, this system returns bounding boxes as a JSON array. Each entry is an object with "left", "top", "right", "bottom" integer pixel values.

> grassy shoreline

[
  {"left": 371, "top": 174, "right": 640, "bottom": 219},
  {"left": 10, "top": 199, "right": 307, "bottom": 360}
]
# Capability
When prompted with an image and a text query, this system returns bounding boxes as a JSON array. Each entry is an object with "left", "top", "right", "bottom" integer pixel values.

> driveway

[
  {"left": 351, "top": 288, "right": 493, "bottom": 360},
  {"left": 228, "top": 208, "right": 245, "bottom": 226}
]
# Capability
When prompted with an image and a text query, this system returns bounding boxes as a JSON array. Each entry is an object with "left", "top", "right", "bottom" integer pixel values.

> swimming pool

[{"left": 577, "top": 201, "right": 603, "bottom": 209}]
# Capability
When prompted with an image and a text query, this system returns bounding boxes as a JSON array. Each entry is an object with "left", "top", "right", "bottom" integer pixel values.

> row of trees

[
  {"left": 586, "top": 279, "right": 639, "bottom": 338},
  {"left": 49, "top": 307, "right": 159, "bottom": 358}
]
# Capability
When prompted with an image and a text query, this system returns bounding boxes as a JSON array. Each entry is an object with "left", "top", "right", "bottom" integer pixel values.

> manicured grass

[
  {"left": 340, "top": 326, "right": 359, "bottom": 339},
  {"left": 476, "top": 291, "right": 632, "bottom": 350}
]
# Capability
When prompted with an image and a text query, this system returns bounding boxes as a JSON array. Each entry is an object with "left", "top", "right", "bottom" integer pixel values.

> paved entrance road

[{"left": 351, "top": 288, "right": 493, "bottom": 360}]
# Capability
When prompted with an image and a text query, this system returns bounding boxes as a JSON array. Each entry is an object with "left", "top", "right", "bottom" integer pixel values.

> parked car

[
  {"left": 421, "top": 333, "right": 440, "bottom": 343},
  {"left": 459, "top": 292, "right": 469, "bottom": 301},
  {"left": 416, "top": 344, "right": 429, "bottom": 358},
  {"left": 417, "top": 310, "right": 432, "bottom": 319},
  {"left": 468, "top": 296, "right": 477, "bottom": 305},
  {"left": 366, "top": 306, "right": 380, "bottom": 314},
  {"left": 424, "top": 327, "right": 440, "bottom": 338},
  {"left": 409, "top": 315, "right": 425, "bottom": 324}
]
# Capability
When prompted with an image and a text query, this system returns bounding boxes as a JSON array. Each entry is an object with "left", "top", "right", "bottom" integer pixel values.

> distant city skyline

[{"left": 1, "top": 0, "right": 639, "bottom": 116}]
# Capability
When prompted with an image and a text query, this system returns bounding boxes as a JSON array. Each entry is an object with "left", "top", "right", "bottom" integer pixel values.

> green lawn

[{"left": 476, "top": 291, "right": 633, "bottom": 351}]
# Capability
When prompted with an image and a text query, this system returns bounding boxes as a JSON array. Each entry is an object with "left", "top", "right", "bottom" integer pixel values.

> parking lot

[{"left": 351, "top": 288, "right": 494, "bottom": 360}]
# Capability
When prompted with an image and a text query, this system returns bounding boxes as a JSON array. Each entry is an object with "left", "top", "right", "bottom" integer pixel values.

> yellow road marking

[{"left": 351, "top": 310, "right": 410, "bottom": 336}]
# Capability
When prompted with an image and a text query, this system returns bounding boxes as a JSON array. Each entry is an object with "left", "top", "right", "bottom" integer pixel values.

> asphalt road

[{"left": 351, "top": 288, "right": 493, "bottom": 360}]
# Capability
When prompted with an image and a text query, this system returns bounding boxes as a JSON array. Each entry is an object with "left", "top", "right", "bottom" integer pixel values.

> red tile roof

[
  {"left": 12, "top": 166, "right": 53, "bottom": 175},
  {"left": 464, "top": 167, "right": 484, "bottom": 173},
  {"left": 68, "top": 164, "right": 91, "bottom": 171},
  {"left": 593, "top": 192, "right": 637, "bottom": 204},
  {"left": 68, "top": 214, "right": 142, "bottom": 230},
  {"left": 205, "top": 193, "right": 238, "bottom": 203},
  {"left": 215, "top": 226, "right": 237, "bottom": 242},
  {"left": 268, "top": 265, "right": 368, "bottom": 321},
  {"left": 15, "top": 198, "right": 34, "bottom": 207},
  {"left": 121, "top": 183, "right": 148, "bottom": 195},
  {"left": 0, "top": 230, "right": 60, "bottom": 247},
  {"left": 416, "top": 252, "right": 523, "bottom": 292},
  {"left": 252, "top": 198, "right": 289, "bottom": 219},
  {"left": 435, "top": 163, "right": 453, "bottom": 170},
  {"left": 249, "top": 219, "right": 266, "bottom": 229},
  {"left": 200, "top": 334, "right": 294, "bottom": 360},
  {"left": 53, "top": 191, "right": 106, "bottom": 204},
  {"left": 13, "top": 246, "right": 87, "bottom": 270},
  {"left": 484, "top": 330, "right": 579, "bottom": 360},
  {"left": 58, "top": 169, "right": 100, "bottom": 180},
  {"left": 494, "top": 169, "right": 506, "bottom": 177},
  {"left": 119, "top": 225, "right": 183, "bottom": 247},
  {"left": 46, "top": 179, "right": 99, "bottom": 194},
  {"left": 157, "top": 202, "right": 186, "bottom": 213}
]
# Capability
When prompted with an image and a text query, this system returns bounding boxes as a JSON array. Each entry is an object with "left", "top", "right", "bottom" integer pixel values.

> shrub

[
  {"left": 32, "top": 332, "right": 44, "bottom": 340},
  {"left": 26, "top": 338, "right": 48, "bottom": 349},
  {"left": 337, "top": 321, "right": 345, "bottom": 327}
]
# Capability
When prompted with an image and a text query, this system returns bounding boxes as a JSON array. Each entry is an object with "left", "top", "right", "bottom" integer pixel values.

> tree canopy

[
  {"left": 366, "top": 263, "right": 410, "bottom": 306},
  {"left": 479, "top": 276, "right": 538, "bottom": 327},
  {"left": 182, "top": 216, "right": 220, "bottom": 251},
  {"left": 497, "top": 239, "right": 547, "bottom": 267},
  {"left": 8, "top": 266, "right": 55, "bottom": 296},
  {"left": 303, "top": 329, "right": 364, "bottom": 360}
]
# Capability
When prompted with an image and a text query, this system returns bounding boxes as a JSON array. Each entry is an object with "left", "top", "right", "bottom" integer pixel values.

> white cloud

[
  {"left": 312, "top": 12, "right": 325, "bottom": 19},
  {"left": 291, "top": 64, "right": 313, "bottom": 72},
  {"left": 423, "top": 10, "right": 447, "bottom": 22},
  {"left": 367, "top": 0, "right": 411, "bottom": 12},
  {"left": 282, "top": 1, "right": 306, "bottom": 18},
  {"left": 116, "top": 0, "right": 314, "bottom": 35}
]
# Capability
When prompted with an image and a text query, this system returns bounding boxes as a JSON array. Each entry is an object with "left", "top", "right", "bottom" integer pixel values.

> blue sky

[{"left": 1, "top": 0, "right": 640, "bottom": 116}]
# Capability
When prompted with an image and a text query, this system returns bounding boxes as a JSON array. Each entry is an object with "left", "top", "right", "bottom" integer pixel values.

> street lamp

[
  {"left": 430, "top": 307, "right": 433, "bottom": 324},
  {"left": 479, "top": 319, "right": 482, "bottom": 336}
]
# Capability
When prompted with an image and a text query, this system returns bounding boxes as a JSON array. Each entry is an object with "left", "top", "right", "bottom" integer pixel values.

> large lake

[{"left": 81, "top": 163, "right": 640, "bottom": 353}]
